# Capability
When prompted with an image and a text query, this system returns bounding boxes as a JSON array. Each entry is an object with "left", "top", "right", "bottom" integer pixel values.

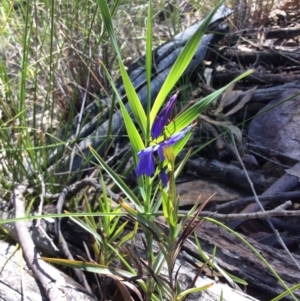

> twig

[
  {"left": 36, "top": 173, "right": 45, "bottom": 227},
  {"left": 38, "top": 225, "right": 59, "bottom": 252},
  {"left": 13, "top": 181, "right": 66, "bottom": 300},
  {"left": 272, "top": 202, "right": 292, "bottom": 211},
  {"left": 55, "top": 177, "right": 119, "bottom": 294},
  {"left": 215, "top": 190, "right": 300, "bottom": 211},
  {"left": 178, "top": 201, "right": 300, "bottom": 221},
  {"left": 55, "top": 178, "right": 119, "bottom": 223},
  {"left": 83, "top": 242, "right": 103, "bottom": 301},
  {"left": 68, "top": 47, "right": 91, "bottom": 173},
  {"left": 56, "top": 223, "right": 92, "bottom": 294},
  {"left": 230, "top": 132, "right": 300, "bottom": 271},
  {"left": 55, "top": 180, "right": 93, "bottom": 294}
]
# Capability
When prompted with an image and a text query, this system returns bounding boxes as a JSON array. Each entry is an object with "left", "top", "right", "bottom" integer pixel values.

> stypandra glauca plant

[
  {"left": 94, "top": 0, "right": 251, "bottom": 298},
  {"left": 44, "top": 1, "right": 252, "bottom": 300}
]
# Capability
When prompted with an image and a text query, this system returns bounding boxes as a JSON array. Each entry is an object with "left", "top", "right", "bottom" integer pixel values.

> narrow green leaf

[
  {"left": 146, "top": 0, "right": 153, "bottom": 138},
  {"left": 96, "top": 0, "right": 147, "bottom": 133},
  {"left": 98, "top": 60, "right": 144, "bottom": 155},
  {"left": 109, "top": 208, "right": 122, "bottom": 235},
  {"left": 116, "top": 230, "right": 135, "bottom": 247},
  {"left": 271, "top": 283, "right": 300, "bottom": 301},
  {"left": 166, "top": 70, "right": 253, "bottom": 134},
  {"left": 89, "top": 146, "right": 143, "bottom": 212},
  {"left": 118, "top": 99, "right": 145, "bottom": 154},
  {"left": 161, "top": 188, "right": 170, "bottom": 220},
  {"left": 118, "top": 58, "right": 147, "bottom": 134},
  {"left": 69, "top": 215, "right": 103, "bottom": 244},
  {"left": 194, "top": 233, "right": 248, "bottom": 285},
  {"left": 109, "top": 221, "right": 128, "bottom": 243},
  {"left": 224, "top": 272, "right": 248, "bottom": 286},
  {"left": 120, "top": 201, "right": 161, "bottom": 238},
  {"left": 42, "top": 257, "right": 136, "bottom": 278},
  {"left": 206, "top": 218, "right": 298, "bottom": 301},
  {"left": 150, "top": 1, "right": 225, "bottom": 124},
  {"left": 0, "top": 212, "right": 127, "bottom": 226},
  {"left": 174, "top": 148, "right": 192, "bottom": 179},
  {"left": 176, "top": 283, "right": 214, "bottom": 300},
  {"left": 106, "top": 242, "right": 136, "bottom": 274},
  {"left": 220, "top": 289, "right": 224, "bottom": 301}
]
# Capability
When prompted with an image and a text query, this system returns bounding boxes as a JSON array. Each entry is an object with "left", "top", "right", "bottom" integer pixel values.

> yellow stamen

[{"left": 163, "top": 145, "right": 174, "bottom": 161}]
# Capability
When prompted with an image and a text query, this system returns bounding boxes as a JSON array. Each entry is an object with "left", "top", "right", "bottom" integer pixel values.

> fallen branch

[
  {"left": 12, "top": 181, "right": 96, "bottom": 300},
  {"left": 182, "top": 200, "right": 300, "bottom": 221},
  {"left": 182, "top": 154, "right": 277, "bottom": 192},
  {"left": 214, "top": 190, "right": 300, "bottom": 212}
]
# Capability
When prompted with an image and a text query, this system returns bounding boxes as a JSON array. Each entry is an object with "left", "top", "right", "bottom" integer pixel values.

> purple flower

[
  {"left": 159, "top": 169, "right": 168, "bottom": 187},
  {"left": 136, "top": 126, "right": 192, "bottom": 182},
  {"left": 151, "top": 93, "right": 178, "bottom": 139}
]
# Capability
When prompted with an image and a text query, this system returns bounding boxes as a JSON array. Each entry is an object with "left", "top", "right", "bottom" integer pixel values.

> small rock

[
  {"left": 177, "top": 179, "right": 246, "bottom": 206},
  {"left": 248, "top": 89, "right": 300, "bottom": 162}
]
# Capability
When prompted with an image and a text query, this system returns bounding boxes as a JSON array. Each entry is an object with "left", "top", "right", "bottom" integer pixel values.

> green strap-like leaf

[
  {"left": 98, "top": 61, "right": 144, "bottom": 156},
  {"left": 166, "top": 70, "right": 253, "bottom": 134},
  {"left": 150, "top": 1, "right": 224, "bottom": 124},
  {"left": 89, "top": 146, "right": 143, "bottom": 212},
  {"left": 96, "top": 0, "right": 147, "bottom": 133}
]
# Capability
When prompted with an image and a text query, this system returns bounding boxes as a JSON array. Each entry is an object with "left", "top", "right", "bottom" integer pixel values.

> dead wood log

[
  {"left": 181, "top": 155, "right": 277, "bottom": 193},
  {"left": 202, "top": 80, "right": 300, "bottom": 104},
  {"left": 262, "top": 27, "right": 300, "bottom": 40},
  {"left": 186, "top": 221, "right": 300, "bottom": 301},
  {"left": 132, "top": 219, "right": 300, "bottom": 301},
  {"left": 214, "top": 190, "right": 300, "bottom": 212},
  {"left": 228, "top": 162, "right": 300, "bottom": 230},
  {"left": 214, "top": 70, "right": 300, "bottom": 85},
  {"left": 234, "top": 27, "right": 300, "bottom": 40},
  {"left": 3, "top": 196, "right": 300, "bottom": 300},
  {"left": 218, "top": 48, "right": 300, "bottom": 67},
  {"left": 0, "top": 239, "right": 97, "bottom": 301},
  {"left": 131, "top": 233, "right": 260, "bottom": 301},
  {"left": 9, "top": 181, "right": 96, "bottom": 300}
]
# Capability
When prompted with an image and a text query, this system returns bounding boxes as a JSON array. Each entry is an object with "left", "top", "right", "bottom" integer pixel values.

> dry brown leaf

[
  {"left": 200, "top": 115, "right": 242, "bottom": 143},
  {"left": 111, "top": 276, "right": 136, "bottom": 301},
  {"left": 121, "top": 281, "right": 144, "bottom": 301},
  {"left": 225, "top": 86, "right": 257, "bottom": 116},
  {"left": 200, "top": 114, "right": 231, "bottom": 127},
  {"left": 215, "top": 84, "right": 242, "bottom": 114},
  {"left": 229, "top": 125, "right": 243, "bottom": 144}
]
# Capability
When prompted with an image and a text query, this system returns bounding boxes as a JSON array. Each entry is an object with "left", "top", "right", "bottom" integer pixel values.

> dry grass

[{"left": 0, "top": 0, "right": 297, "bottom": 186}]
